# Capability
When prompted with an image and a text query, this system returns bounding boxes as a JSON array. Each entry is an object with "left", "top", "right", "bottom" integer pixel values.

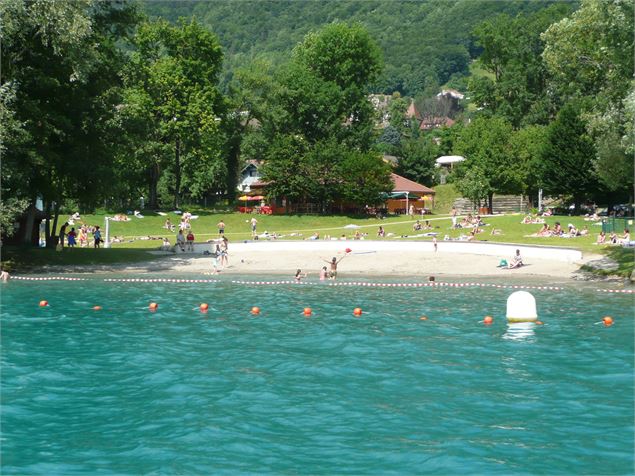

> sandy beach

[{"left": 136, "top": 240, "right": 601, "bottom": 281}]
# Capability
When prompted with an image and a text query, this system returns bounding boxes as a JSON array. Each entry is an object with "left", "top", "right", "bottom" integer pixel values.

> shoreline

[{"left": 14, "top": 240, "right": 615, "bottom": 283}]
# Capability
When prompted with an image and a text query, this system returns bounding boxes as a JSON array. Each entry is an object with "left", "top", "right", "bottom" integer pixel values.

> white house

[{"left": 237, "top": 162, "right": 262, "bottom": 192}]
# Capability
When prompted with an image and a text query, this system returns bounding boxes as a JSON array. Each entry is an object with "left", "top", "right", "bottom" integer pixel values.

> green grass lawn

[
  {"left": 3, "top": 209, "right": 632, "bottom": 275},
  {"left": 431, "top": 183, "right": 460, "bottom": 214},
  {"left": 1, "top": 246, "right": 161, "bottom": 272}
]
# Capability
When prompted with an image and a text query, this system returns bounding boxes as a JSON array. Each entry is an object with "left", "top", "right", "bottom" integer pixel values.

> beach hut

[{"left": 386, "top": 173, "right": 435, "bottom": 214}]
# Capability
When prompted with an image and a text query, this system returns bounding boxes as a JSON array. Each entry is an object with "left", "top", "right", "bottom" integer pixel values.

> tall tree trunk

[
  {"left": 44, "top": 201, "right": 51, "bottom": 246},
  {"left": 487, "top": 192, "right": 494, "bottom": 214},
  {"left": 173, "top": 137, "right": 181, "bottom": 209},
  {"left": 148, "top": 161, "right": 159, "bottom": 209},
  {"left": 47, "top": 202, "right": 60, "bottom": 248},
  {"left": 574, "top": 195, "right": 581, "bottom": 215},
  {"left": 22, "top": 200, "right": 36, "bottom": 245}
]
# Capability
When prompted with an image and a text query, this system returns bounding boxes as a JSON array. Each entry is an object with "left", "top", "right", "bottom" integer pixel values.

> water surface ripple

[{"left": 1, "top": 279, "right": 633, "bottom": 475}]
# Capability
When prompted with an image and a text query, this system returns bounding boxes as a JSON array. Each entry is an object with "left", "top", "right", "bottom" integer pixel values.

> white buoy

[{"left": 506, "top": 291, "right": 537, "bottom": 323}]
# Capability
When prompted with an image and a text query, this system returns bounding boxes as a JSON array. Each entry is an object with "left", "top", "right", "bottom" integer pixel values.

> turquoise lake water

[{"left": 1, "top": 277, "right": 633, "bottom": 475}]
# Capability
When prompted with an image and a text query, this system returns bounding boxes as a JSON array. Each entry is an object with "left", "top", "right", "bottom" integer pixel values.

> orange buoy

[
  {"left": 251, "top": 306, "right": 261, "bottom": 315},
  {"left": 420, "top": 316, "right": 428, "bottom": 320},
  {"left": 303, "top": 307, "right": 312, "bottom": 316},
  {"left": 92, "top": 306, "right": 102, "bottom": 311},
  {"left": 535, "top": 320, "right": 544, "bottom": 325},
  {"left": 353, "top": 307, "right": 363, "bottom": 317},
  {"left": 39, "top": 300, "right": 48, "bottom": 307},
  {"left": 603, "top": 316, "right": 614, "bottom": 327},
  {"left": 483, "top": 316, "right": 493, "bottom": 325},
  {"left": 149, "top": 302, "right": 158, "bottom": 312},
  {"left": 200, "top": 303, "right": 209, "bottom": 313}
]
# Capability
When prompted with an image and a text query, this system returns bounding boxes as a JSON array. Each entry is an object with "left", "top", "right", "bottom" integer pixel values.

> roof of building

[
  {"left": 437, "top": 88, "right": 465, "bottom": 100},
  {"left": 391, "top": 173, "right": 435, "bottom": 194},
  {"left": 419, "top": 117, "right": 455, "bottom": 129},
  {"left": 406, "top": 101, "right": 420, "bottom": 119}
]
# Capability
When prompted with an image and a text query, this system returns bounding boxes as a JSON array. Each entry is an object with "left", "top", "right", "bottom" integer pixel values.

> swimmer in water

[{"left": 323, "top": 255, "right": 346, "bottom": 279}]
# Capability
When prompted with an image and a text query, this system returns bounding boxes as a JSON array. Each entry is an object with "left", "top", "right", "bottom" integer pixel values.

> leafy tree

[
  {"left": 542, "top": 0, "right": 633, "bottom": 102},
  {"left": 396, "top": 135, "right": 439, "bottom": 186},
  {"left": 303, "top": 140, "right": 347, "bottom": 212},
  {"left": 239, "top": 130, "right": 270, "bottom": 163},
  {"left": 469, "top": 4, "right": 572, "bottom": 127},
  {"left": 293, "top": 22, "right": 382, "bottom": 92},
  {"left": 387, "top": 93, "right": 411, "bottom": 137},
  {"left": 272, "top": 63, "right": 343, "bottom": 144},
  {"left": 1, "top": 0, "right": 139, "bottom": 244},
  {"left": 455, "top": 167, "right": 491, "bottom": 210},
  {"left": 542, "top": 0, "right": 634, "bottom": 202},
  {"left": 260, "top": 134, "right": 310, "bottom": 211},
  {"left": 0, "top": 198, "right": 29, "bottom": 238},
  {"left": 377, "top": 126, "right": 401, "bottom": 149},
  {"left": 340, "top": 151, "right": 393, "bottom": 207},
  {"left": 593, "top": 129, "right": 633, "bottom": 197},
  {"left": 291, "top": 21, "right": 383, "bottom": 150},
  {"left": 120, "top": 18, "right": 227, "bottom": 208},
  {"left": 509, "top": 124, "right": 549, "bottom": 203},
  {"left": 259, "top": 22, "right": 390, "bottom": 211},
  {"left": 145, "top": 0, "right": 552, "bottom": 96},
  {"left": 539, "top": 101, "right": 597, "bottom": 211},
  {"left": 454, "top": 116, "right": 518, "bottom": 211}
]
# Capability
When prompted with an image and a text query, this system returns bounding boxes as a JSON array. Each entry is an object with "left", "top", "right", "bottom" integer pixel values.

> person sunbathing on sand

[
  {"left": 537, "top": 223, "right": 551, "bottom": 237},
  {"left": 508, "top": 249, "right": 523, "bottom": 269}
]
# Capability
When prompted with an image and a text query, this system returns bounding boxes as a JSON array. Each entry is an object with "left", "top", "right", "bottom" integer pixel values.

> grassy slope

[{"left": 431, "top": 184, "right": 460, "bottom": 215}]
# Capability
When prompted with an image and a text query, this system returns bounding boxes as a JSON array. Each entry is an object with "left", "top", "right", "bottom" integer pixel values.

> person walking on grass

[
  {"left": 217, "top": 220, "right": 225, "bottom": 237},
  {"left": 250, "top": 217, "right": 258, "bottom": 237}
]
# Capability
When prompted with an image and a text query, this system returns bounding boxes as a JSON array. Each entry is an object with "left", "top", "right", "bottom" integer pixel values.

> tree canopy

[{"left": 143, "top": 0, "right": 558, "bottom": 97}]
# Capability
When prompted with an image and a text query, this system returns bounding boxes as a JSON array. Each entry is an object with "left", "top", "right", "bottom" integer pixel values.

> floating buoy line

[
  {"left": 13, "top": 276, "right": 626, "bottom": 326},
  {"left": 9, "top": 275, "right": 635, "bottom": 294}
]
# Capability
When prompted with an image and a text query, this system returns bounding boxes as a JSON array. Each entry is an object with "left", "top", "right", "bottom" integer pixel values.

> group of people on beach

[
  {"left": 533, "top": 221, "right": 590, "bottom": 238},
  {"left": 58, "top": 221, "right": 102, "bottom": 249},
  {"left": 596, "top": 229, "right": 631, "bottom": 245}
]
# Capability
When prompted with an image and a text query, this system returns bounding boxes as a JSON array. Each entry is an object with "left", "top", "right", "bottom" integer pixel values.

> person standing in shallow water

[{"left": 323, "top": 255, "right": 346, "bottom": 279}]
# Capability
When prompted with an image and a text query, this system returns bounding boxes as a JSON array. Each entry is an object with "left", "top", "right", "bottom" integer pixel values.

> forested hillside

[{"left": 143, "top": 0, "right": 570, "bottom": 95}]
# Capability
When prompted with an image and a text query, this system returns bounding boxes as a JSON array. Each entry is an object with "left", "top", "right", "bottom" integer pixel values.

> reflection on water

[{"left": 503, "top": 322, "right": 536, "bottom": 341}]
